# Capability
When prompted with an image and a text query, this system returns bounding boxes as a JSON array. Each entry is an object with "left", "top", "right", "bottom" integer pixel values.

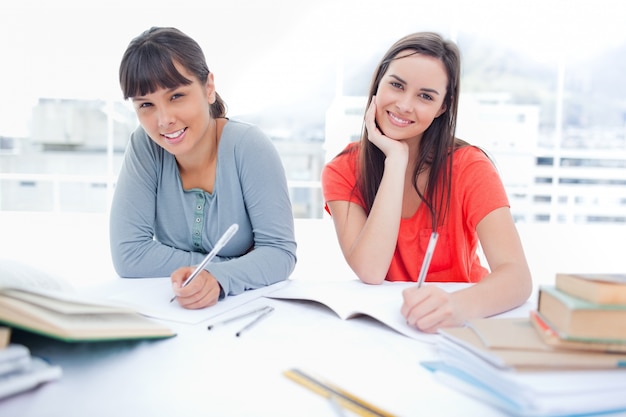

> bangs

[{"left": 120, "top": 43, "right": 192, "bottom": 99}]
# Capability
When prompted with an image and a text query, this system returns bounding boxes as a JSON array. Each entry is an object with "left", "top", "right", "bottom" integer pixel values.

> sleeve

[
  {"left": 321, "top": 144, "right": 365, "bottom": 213},
  {"left": 456, "top": 147, "right": 510, "bottom": 231},
  {"left": 206, "top": 126, "right": 297, "bottom": 297},
  {"left": 109, "top": 128, "right": 205, "bottom": 277}
]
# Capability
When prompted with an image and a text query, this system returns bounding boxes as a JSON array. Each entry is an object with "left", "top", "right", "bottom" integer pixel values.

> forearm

[
  {"left": 457, "top": 207, "right": 533, "bottom": 320},
  {"left": 345, "top": 156, "right": 407, "bottom": 284},
  {"left": 451, "top": 262, "right": 532, "bottom": 320},
  {"left": 111, "top": 236, "right": 205, "bottom": 278},
  {"left": 208, "top": 245, "right": 296, "bottom": 297},
  {"left": 109, "top": 190, "right": 204, "bottom": 277}
]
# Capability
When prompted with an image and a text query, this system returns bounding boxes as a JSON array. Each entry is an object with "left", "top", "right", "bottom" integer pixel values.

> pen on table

[
  {"left": 207, "top": 305, "right": 272, "bottom": 330},
  {"left": 283, "top": 368, "right": 397, "bottom": 417},
  {"left": 169, "top": 223, "right": 239, "bottom": 303},
  {"left": 329, "top": 395, "right": 348, "bottom": 417},
  {"left": 235, "top": 306, "right": 275, "bottom": 337},
  {"left": 416, "top": 231, "right": 439, "bottom": 288}
]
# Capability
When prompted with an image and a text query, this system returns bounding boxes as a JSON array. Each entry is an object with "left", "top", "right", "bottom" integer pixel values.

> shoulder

[
  {"left": 128, "top": 126, "right": 163, "bottom": 156},
  {"left": 219, "top": 119, "right": 284, "bottom": 179},
  {"left": 129, "top": 126, "right": 152, "bottom": 145},
  {"left": 321, "top": 142, "right": 360, "bottom": 196},
  {"left": 128, "top": 126, "right": 149, "bottom": 147},
  {"left": 452, "top": 145, "right": 497, "bottom": 174},
  {"left": 221, "top": 119, "right": 276, "bottom": 155},
  {"left": 324, "top": 142, "right": 359, "bottom": 173},
  {"left": 453, "top": 144, "right": 491, "bottom": 164},
  {"left": 451, "top": 144, "right": 507, "bottom": 202},
  {"left": 223, "top": 119, "right": 269, "bottom": 143}
]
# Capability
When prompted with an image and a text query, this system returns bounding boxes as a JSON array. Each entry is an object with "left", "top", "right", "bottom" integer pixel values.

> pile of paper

[
  {"left": 0, "top": 327, "right": 62, "bottom": 400},
  {"left": 423, "top": 318, "right": 626, "bottom": 417}
]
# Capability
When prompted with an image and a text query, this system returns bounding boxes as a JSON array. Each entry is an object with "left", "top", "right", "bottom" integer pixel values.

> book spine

[{"left": 529, "top": 310, "right": 556, "bottom": 337}]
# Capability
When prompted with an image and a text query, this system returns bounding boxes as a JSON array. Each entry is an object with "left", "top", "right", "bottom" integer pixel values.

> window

[{"left": 1, "top": 1, "right": 625, "bottom": 224}]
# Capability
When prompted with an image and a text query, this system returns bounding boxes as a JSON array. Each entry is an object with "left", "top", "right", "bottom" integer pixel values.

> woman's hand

[
  {"left": 171, "top": 267, "right": 221, "bottom": 309},
  {"left": 400, "top": 285, "right": 465, "bottom": 333},
  {"left": 365, "top": 96, "right": 409, "bottom": 159}
]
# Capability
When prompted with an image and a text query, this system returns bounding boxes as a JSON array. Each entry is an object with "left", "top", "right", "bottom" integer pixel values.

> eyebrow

[
  {"left": 131, "top": 86, "right": 182, "bottom": 101},
  {"left": 389, "top": 74, "right": 441, "bottom": 96}
]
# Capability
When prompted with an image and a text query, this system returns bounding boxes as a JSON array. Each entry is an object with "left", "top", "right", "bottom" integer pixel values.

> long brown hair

[
  {"left": 119, "top": 27, "right": 227, "bottom": 118},
  {"left": 356, "top": 32, "right": 465, "bottom": 230}
]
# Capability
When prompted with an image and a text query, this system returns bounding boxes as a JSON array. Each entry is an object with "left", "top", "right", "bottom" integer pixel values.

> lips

[
  {"left": 387, "top": 111, "right": 413, "bottom": 127},
  {"left": 161, "top": 128, "right": 186, "bottom": 145}
]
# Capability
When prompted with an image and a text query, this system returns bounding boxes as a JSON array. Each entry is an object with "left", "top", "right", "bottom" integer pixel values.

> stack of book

[
  {"left": 0, "top": 259, "right": 176, "bottom": 342},
  {"left": 0, "top": 259, "right": 178, "bottom": 400},
  {"left": 0, "top": 327, "right": 62, "bottom": 399},
  {"left": 533, "top": 273, "right": 626, "bottom": 352},
  {"left": 422, "top": 272, "right": 626, "bottom": 417}
]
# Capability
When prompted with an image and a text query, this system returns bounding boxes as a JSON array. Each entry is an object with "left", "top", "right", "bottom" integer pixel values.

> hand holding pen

[
  {"left": 170, "top": 224, "right": 239, "bottom": 306},
  {"left": 400, "top": 231, "right": 468, "bottom": 332}
]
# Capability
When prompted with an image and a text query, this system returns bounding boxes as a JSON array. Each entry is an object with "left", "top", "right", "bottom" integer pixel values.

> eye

[
  {"left": 419, "top": 93, "right": 434, "bottom": 101},
  {"left": 171, "top": 93, "right": 183, "bottom": 101},
  {"left": 390, "top": 81, "right": 403, "bottom": 90},
  {"left": 137, "top": 102, "right": 153, "bottom": 109}
]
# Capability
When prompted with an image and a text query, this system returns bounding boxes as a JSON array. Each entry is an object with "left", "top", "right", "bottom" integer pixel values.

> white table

[{"left": 0, "top": 212, "right": 624, "bottom": 416}]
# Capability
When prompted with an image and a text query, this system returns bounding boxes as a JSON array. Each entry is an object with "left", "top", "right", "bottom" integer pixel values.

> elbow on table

[
  {"left": 340, "top": 248, "right": 389, "bottom": 285},
  {"left": 111, "top": 258, "right": 144, "bottom": 278},
  {"left": 360, "top": 277, "right": 385, "bottom": 285},
  {"left": 352, "top": 267, "right": 386, "bottom": 285},
  {"left": 110, "top": 246, "right": 148, "bottom": 278}
]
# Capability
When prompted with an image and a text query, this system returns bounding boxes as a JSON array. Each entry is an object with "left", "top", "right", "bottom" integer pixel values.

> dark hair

[
  {"left": 119, "top": 27, "right": 226, "bottom": 118},
  {"left": 356, "top": 32, "right": 465, "bottom": 230}
]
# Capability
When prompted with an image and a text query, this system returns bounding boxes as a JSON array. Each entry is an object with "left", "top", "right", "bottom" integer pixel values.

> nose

[
  {"left": 157, "top": 107, "right": 176, "bottom": 129},
  {"left": 395, "top": 94, "right": 414, "bottom": 113}
]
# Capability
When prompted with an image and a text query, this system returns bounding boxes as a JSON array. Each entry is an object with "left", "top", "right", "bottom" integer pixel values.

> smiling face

[
  {"left": 374, "top": 51, "right": 448, "bottom": 144},
  {"left": 130, "top": 62, "right": 216, "bottom": 158}
]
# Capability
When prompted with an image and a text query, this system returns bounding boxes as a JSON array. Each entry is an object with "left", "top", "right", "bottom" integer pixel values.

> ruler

[{"left": 283, "top": 368, "right": 397, "bottom": 417}]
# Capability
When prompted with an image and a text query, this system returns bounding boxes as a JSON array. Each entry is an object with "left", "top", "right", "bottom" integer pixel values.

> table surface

[{"left": 0, "top": 212, "right": 625, "bottom": 417}]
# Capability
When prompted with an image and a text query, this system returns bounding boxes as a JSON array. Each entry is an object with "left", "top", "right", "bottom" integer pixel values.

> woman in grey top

[{"left": 110, "top": 27, "right": 297, "bottom": 309}]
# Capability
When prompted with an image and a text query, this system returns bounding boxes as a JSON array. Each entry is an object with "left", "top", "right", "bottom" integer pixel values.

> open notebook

[{"left": 265, "top": 279, "right": 477, "bottom": 343}]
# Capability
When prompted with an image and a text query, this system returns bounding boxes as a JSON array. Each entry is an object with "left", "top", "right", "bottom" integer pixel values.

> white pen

[
  {"left": 235, "top": 306, "right": 275, "bottom": 337},
  {"left": 170, "top": 223, "right": 239, "bottom": 303},
  {"left": 416, "top": 232, "right": 439, "bottom": 288}
]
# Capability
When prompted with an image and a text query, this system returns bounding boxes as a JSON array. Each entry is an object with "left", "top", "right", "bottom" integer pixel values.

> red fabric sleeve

[{"left": 321, "top": 143, "right": 365, "bottom": 214}]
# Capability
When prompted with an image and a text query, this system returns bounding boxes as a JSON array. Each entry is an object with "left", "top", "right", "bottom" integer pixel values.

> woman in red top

[{"left": 321, "top": 32, "right": 532, "bottom": 333}]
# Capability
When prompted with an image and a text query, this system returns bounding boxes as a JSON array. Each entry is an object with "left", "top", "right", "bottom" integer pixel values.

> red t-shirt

[{"left": 321, "top": 143, "right": 510, "bottom": 283}]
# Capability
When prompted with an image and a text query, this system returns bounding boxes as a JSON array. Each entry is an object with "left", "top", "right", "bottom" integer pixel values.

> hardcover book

[
  {"left": 555, "top": 272, "right": 626, "bottom": 305},
  {"left": 537, "top": 285, "right": 626, "bottom": 341},
  {"left": 530, "top": 310, "right": 626, "bottom": 352},
  {"left": 0, "top": 260, "right": 175, "bottom": 342}
]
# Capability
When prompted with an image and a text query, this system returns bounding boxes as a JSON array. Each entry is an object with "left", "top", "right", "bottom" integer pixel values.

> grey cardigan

[{"left": 109, "top": 119, "right": 297, "bottom": 298}]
